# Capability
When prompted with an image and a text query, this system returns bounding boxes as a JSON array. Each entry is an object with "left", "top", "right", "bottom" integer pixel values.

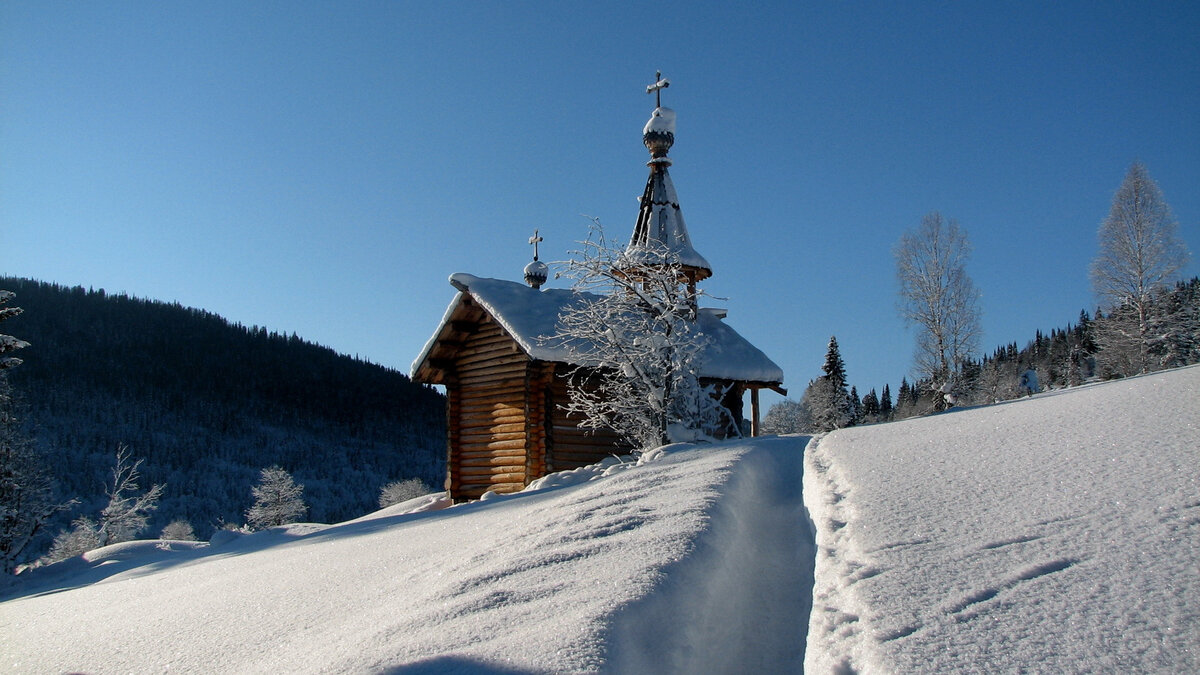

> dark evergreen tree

[
  {"left": 861, "top": 388, "right": 880, "bottom": 423},
  {"left": 879, "top": 384, "right": 893, "bottom": 420},
  {"left": 822, "top": 336, "right": 847, "bottom": 387}
]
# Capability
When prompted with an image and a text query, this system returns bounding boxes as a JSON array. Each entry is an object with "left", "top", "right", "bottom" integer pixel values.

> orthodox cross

[
  {"left": 646, "top": 70, "right": 670, "bottom": 107},
  {"left": 528, "top": 229, "right": 543, "bottom": 261}
]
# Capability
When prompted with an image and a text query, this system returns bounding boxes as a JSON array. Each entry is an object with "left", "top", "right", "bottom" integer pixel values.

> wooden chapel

[{"left": 411, "top": 78, "right": 785, "bottom": 500}]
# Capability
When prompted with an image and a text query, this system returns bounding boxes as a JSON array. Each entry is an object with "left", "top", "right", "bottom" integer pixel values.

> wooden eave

[{"left": 412, "top": 294, "right": 534, "bottom": 385}]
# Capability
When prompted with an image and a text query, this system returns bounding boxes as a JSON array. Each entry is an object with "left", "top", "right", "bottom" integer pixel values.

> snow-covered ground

[
  {"left": 1, "top": 439, "right": 812, "bottom": 674},
  {"left": 806, "top": 365, "right": 1200, "bottom": 673},
  {"left": 2, "top": 366, "right": 1197, "bottom": 673}
]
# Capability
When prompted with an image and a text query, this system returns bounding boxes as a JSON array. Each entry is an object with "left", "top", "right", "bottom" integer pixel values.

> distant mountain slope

[{"left": 1, "top": 277, "right": 445, "bottom": 542}]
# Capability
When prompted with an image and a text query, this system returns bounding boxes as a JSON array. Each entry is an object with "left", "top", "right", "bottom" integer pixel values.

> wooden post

[{"left": 750, "top": 387, "right": 761, "bottom": 437}]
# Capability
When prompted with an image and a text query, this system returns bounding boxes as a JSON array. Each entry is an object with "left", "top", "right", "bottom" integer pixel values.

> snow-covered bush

[
  {"left": 43, "top": 517, "right": 100, "bottom": 563},
  {"left": 160, "top": 518, "right": 196, "bottom": 541},
  {"left": 378, "top": 478, "right": 436, "bottom": 508}
]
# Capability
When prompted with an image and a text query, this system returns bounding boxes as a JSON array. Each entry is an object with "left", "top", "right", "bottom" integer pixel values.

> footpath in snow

[
  {"left": 805, "top": 365, "right": 1200, "bottom": 673},
  {"left": 1, "top": 438, "right": 814, "bottom": 674}
]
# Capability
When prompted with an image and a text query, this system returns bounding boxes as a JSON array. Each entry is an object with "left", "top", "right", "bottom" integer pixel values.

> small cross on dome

[{"left": 646, "top": 71, "right": 670, "bottom": 108}]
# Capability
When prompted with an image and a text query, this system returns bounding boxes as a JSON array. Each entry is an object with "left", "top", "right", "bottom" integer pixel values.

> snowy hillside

[
  {"left": 806, "top": 365, "right": 1200, "bottom": 673},
  {"left": 3, "top": 367, "right": 1198, "bottom": 673}
]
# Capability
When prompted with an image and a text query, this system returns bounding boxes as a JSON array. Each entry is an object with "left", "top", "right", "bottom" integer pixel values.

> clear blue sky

[{"left": 3, "top": 1, "right": 1198, "bottom": 407}]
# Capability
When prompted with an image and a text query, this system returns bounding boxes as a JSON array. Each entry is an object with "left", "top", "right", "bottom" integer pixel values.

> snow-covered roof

[{"left": 411, "top": 273, "right": 783, "bottom": 385}]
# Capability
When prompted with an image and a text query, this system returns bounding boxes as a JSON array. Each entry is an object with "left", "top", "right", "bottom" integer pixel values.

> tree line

[
  {"left": 0, "top": 279, "right": 446, "bottom": 571},
  {"left": 767, "top": 161, "right": 1196, "bottom": 433}
]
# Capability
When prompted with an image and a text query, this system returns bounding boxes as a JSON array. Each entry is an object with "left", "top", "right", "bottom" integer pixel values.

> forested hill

[{"left": 1, "top": 277, "right": 445, "bottom": 542}]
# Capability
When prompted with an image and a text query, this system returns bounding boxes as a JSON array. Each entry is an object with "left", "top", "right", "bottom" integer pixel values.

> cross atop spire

[
  {"left": 528, "top": 228, "right": 543, "bottom": 261},
  {"left": 646, "top": 71, "right": 670, "bottom": 108}
]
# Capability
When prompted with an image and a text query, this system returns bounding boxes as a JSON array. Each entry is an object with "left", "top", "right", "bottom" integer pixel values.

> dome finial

[
  {"left": 524, "top": 228, "right": 548, "bottom": 289},
  {"left": 643, "top": 71, "right": 675, "bottom": 160}
]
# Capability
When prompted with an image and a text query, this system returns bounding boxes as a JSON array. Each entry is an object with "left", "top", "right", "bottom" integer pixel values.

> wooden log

[
  {"left": 459, "top": 389, "right": 526, "bottom": 406},
  {"left": 459, "top": 414, "right": 526, "bottom": 428},
  {"left": 458, "top": 421, "right": 526, "bottom": 435},
  {"left": 460, "top": 429, "right": 526, "bottom": 442},
  {"left": 457, "top": 378, "right": 527, "bottom": 394},
  {"left": 460, "top": 452, "right": 528, "bottom": 465},
  {"left": 459, "top": 471, "right": 525, "bottom": 485},
  {"left": 459, "top": 438, "right": 528, "bottom": 452},
  {"left": 456, "top": 360, "right": 526, "bottom": 379},
  {"left": 458, "top": 465, "right": 526, "bottom": 478}
]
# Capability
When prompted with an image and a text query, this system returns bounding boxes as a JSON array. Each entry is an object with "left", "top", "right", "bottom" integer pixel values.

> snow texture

[
  {"left": 805, "top": 365, "right": 1200, "bottom": 673},
  {"left": 411, "top": 274, "right": 783, "bottom": 384},
  {"left": 2, "top": 442, "right": 811, "bottom": 674},
  {"left": 3, "top": 366, "right": 1196, "bottom": 673},
  {"left": 642, "top": 106, "right": 676, "bottom": 135}
]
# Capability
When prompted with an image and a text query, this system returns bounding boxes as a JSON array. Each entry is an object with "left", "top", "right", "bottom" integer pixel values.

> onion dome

[
  {"left": 524, "top": 259, "right": 548, "bottom": 290},
  {"left": 623, "top": 80, "right": 713, "bottom": 287}
]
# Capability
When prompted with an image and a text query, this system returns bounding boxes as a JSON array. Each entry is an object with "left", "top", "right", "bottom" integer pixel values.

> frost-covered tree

[
  {"left": 0, "top": 294, "right": 74, "bottom": 572},
  {"left": 802, "top": 336, "right": 853, "bottom": 431},
  {"left": 1, "top": 378, "right": 75, "bottom": 572},
  {"left": 761, "top": 399, "right": 810, "bottom": 434},
  {"left": 802, "top": 377, "right": 851, "bottom": 432},
  {"left": 553, "top": 221, "right": 730, "bottom": 450},
  {"left": 97, "top": 445, "right": 164, "bottom": 547},
  {"left": 1090, "top": 162, "right": 1190, "bottom": 375},
  {"left": 43, "top": 517, "right": 100, "bottom": 564},
  {"left": 378, "top": 478, "right": 435, "bottom": 508},
  {"left": 0, "top": 291, "right": 30, "bottom": 371},
  {"left": 895, "top": 212, "right": 983, "bottom": 394},
  {"left": 246, "top": 466, "right": 306, "bottom": 529}
]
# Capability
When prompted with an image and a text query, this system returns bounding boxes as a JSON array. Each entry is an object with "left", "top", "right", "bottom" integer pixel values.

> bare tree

[
  {"left": 553, "top": 221, "right": 730, "bottom": 451},
  {"left": 1090, "top": 161, "right": 1191, "bottom": 375},
  {"left": 894, "top": 212, "right": 983, "bottom": 396},
  {"left": 97, "top": 445, "right": 164, "bottom": 547},
  {"left": 245, "top": 466, "right": 306, "bottom": 529}
]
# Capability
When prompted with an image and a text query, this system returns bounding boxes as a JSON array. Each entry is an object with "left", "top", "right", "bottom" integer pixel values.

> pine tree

[
  {"left": 861, "top": 388, "right": 881, "bottom": 422},
  {"left": 879, "top": 384, "right": 893, "bottom": 420},
  {"left": 0, "top": 291, "right": 73, "bottom": 572},
  {"left": 822, "top": 336, "right": 847, "bottom": 387}
]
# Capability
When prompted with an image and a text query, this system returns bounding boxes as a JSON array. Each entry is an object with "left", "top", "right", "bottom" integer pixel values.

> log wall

[{"left": 449, "top": 321, "right": 532, "bottom": 500}]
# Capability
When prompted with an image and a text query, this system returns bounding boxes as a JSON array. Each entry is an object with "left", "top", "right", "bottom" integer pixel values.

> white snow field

[
  {"left": 2, "top": 366, "right": 1197, "bottom": 673},
  {"left": 806, "top": 365, "right": 1200, "bottom": 673},
  {"left": 1, "top": 438, "right": 813, "bottom": 674}
]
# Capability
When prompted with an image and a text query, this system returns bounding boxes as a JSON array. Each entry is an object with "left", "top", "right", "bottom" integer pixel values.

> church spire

[{"left": 624, "top": 73, "right": 713, "bottom": 289}]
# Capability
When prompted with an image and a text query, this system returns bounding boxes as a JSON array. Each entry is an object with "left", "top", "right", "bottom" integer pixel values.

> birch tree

[
  {"left": 895, "top": 212, "right": 983, "bottom": 397},
  {"left": 97, "top": 445, "right": 164, "bottom": 547},
  {"left": 1090, "top": 162, "right": 1190, "bottom": 375},
  {"left": 553, "top": 221, "right": 729, "bottom": 451}
]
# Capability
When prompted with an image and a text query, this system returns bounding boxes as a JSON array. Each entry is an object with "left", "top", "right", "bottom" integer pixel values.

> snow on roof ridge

[{"left": 421, "top": 274, "right": 782, "bottom": 384}]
